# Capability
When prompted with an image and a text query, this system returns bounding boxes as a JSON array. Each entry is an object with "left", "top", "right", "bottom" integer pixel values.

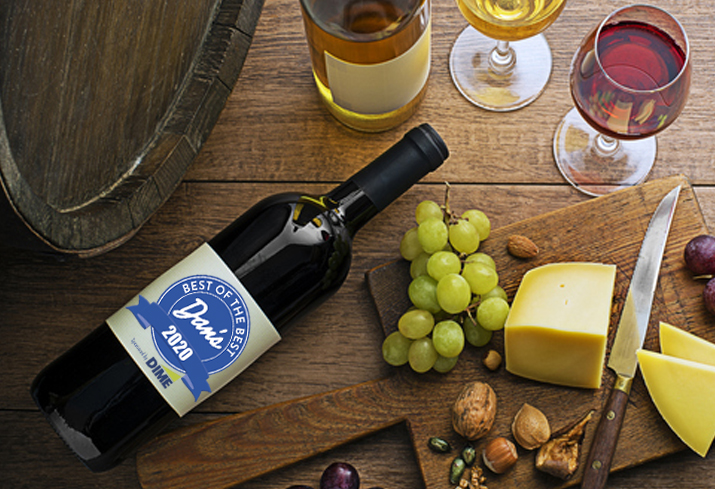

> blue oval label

[{"left": 155, "top": 275, "right": 250, "bottom": 375}]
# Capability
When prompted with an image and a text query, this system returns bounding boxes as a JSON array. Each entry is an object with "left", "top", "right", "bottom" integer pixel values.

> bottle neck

[
  {"left": 325, "top": 181, "right": 378, "bottom": 237},
  {"left": 325, "top": 123, "right": 449, "bottom": 236}
]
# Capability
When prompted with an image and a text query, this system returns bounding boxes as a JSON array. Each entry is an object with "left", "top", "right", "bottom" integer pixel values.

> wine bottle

[
  {"left": 300, "top": 0, "right": 431, "bottom": 132},
  {"left": 30, "top": 124, "right": 449, "bottom": 472}
]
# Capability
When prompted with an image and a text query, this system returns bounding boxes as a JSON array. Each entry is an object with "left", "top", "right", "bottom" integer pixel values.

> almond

[{"left": 507, "top": 235, "right": 539, "bottom": 259}]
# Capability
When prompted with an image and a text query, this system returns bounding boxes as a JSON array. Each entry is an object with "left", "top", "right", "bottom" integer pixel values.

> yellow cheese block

[
  {"left": 659, "top": 321, "right": 715, "bottom": 367},
  {"left": 637, "top": 349, "right": 715, "bottom": 457},
  {"left": 504, "top": 262, "right": 616, "bottom": 389}
]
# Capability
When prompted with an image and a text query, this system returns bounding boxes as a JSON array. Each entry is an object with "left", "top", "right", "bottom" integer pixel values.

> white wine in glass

[{"left": 450, "top": 0, "right": 567, "bottom": 111}]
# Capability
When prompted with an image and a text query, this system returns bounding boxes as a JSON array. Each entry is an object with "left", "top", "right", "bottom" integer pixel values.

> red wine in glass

[
  {"left": 554, "top": 5, "right": 691, "bottom": 197},
  {"left": 571, "top": 21, "right": 689, "bottom": 140}
]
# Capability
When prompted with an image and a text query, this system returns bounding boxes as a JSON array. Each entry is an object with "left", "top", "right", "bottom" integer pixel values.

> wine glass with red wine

[{"left": 553, "top": 4, "right": 690, "bottom": 196}]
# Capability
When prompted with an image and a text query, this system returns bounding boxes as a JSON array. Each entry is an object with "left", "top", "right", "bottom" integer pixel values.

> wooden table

[{"left": 2, "top": 0, "right": 715, "bottom": 487}]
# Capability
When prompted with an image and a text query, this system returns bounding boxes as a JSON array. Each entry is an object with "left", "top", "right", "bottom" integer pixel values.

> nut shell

[
  {"left": 511, "top": 403, "right": 551, "bottom": 450},
  {"left": 482, "top": 437, "right": 518, "bottom": 474},
  {"left": 451, "top": 381, "right": 497, "bottom": 440}
]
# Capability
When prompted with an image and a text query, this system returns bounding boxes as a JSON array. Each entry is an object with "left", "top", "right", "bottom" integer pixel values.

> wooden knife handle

[
  {"left": 580, "top": 377, "right": 632, "bottom": 489},
  {"left": 136, "top": 376, "right": 406, "bottom": 489}
]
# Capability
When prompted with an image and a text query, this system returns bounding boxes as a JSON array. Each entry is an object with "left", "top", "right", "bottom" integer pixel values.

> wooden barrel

[{"left": 0, "top": 0, "right": 264, "bottom": 257}]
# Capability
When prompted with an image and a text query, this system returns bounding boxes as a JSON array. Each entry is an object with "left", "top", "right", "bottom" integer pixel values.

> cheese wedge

[
  {"left": 659, "top": 321, "right": 715, "bottom": 367},
  {"left": 504, "top": 262, "right": 616, "bottom": 389},
  {"left": 637, "top": 349, "right": 715, "bottom": 457}
]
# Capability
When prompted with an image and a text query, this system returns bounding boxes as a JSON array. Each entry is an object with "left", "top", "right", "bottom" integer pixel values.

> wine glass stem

[
  {"left": 490, "top": 41, "right": 515, "bottom": 75},
  {"left": 595, "top": 134, "right": 621, "bottom": 156}
]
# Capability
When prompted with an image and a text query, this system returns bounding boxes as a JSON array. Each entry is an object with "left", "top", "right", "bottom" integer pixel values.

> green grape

[
  {"left": 462, "top": 209, "right": 491, "bottom": 240},
  {"left": 465, "top": 252, "right": 496, "bottom": 270},
  {"left": 427, "top": 251, "right": 461, "bottom": 281},
  {"left": 398, "top": 309, "right": 435, "bottom": 339},
  {"left": 408, "top": 275, "right": 441, "bottom": 314},
  {"left": 382, "top": 331, "right": 412, "bottom": 366},
  {"left": 463, "top": 315, "right": 493, "bottom": 347},
  {"left": 408, "top": 337, "right": 439, "bottom": 373},
  {"left": 477, "top": 297, "right": 510, "bottom": 331},
  {"left": 415, "top": 200, "right": 443, "bottom": 224},
  {"left": 418, "top": 218, "right": 449, "bottom": 254},
  {"left": 436, "top": 273, "right": 472, "bottom": 314},
  {"left": 400, "top": 227, "right": 422, "bottom": 261},
  {"left": 462, "top": 262, "right": 499, "bottom": 295},
  {"left": 410, "top": 252, "right": 430, "bottom": 279},
  {"left": 433, "top": 355, "right": 459, "bottom": 373},
  {"left": 449, "top": 220, "right": 480, "bottom": 254},
  {"left": 481, "top": 285, "right": 508, "bottom": 302},
  {"left": 432, "top": 320, "right": 465, "bottom": 358}
]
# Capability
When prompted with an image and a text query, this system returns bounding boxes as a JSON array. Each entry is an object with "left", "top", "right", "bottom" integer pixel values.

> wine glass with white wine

[{"left": 450, "top": 0, "right": 567, "bottom": 111}]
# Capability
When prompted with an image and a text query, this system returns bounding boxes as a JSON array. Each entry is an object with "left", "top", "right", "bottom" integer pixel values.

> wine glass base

[
  {"left": 449, "top": 26, "right": 552, "bottom": 112},
  {"left": 554, "top": 108, "right": 657, "bottom": 197}
]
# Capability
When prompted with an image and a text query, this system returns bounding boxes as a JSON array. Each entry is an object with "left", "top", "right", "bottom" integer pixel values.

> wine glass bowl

[
  {"left": 449, "top": 0, "right": 567, "bottom": 112},
  {"left": 554, "top": 4, "right": 691, "bottom": 196}
]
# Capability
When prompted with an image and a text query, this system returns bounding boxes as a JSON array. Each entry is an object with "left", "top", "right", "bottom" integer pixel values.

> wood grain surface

[
  {"left": 135, "top": 175, "right": 708, "bottom": 489},
  {"left": 3, "top": 0, "right": 715, "bottom": 488},
  {"left": 0, "top": 0, "right": 263, "bottom": 255}
]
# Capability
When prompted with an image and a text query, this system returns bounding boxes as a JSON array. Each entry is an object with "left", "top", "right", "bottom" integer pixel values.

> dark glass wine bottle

[{"left": 30, "top": 124, "right": 448, "bottom": 472}]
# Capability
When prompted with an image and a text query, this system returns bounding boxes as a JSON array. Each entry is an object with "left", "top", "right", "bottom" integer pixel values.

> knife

[{"left": 580, "top": 185, "right": 681, "bottom": 489}]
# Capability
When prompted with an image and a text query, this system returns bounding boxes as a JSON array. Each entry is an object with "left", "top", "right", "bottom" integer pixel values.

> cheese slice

[
  {"left": 637, "top": 349, "right": 715, "bottom": 457},
  {"left": 659, "top": 321, "right": 715, "bottom": 367},
  {"left": 504, "top": 262, "right": 616, "bottom": 389}
]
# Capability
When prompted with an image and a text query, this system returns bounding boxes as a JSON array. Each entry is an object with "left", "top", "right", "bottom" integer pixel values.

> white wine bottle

[
  {"left": 300, "top": 0, "right": 431, "bottom": 132},
  {"left": 30, "top": 124, "right": 449, "bottom": 472}
]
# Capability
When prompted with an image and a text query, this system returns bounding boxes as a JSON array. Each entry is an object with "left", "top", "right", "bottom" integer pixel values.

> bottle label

[
  {"left": 106, "top": 243, "right": 281, "bottom": 416},
  {"left": 325, "top": 20, "right": 431, "bottom": 115}
]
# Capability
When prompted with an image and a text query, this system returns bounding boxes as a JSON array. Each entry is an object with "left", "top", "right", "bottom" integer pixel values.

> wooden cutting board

[
  {"left": 136, "top": 174, "right": 712, "bottom": 489},
  {"left": 0, "top": 0, "right": 262, "bottom": 256}
]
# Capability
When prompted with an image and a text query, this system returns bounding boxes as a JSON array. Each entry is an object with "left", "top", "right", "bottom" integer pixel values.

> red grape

[
  {"left": 320, "top": 462, "right": 360, "bottom": 489},
  {"left": 684, "top": 235, "right": 715, "bottom": 276},
  {"left": 704, "top": 278, "right": 715, "bottom": 315}
]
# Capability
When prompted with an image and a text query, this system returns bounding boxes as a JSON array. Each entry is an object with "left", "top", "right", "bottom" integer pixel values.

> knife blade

[{"left": 580, "top": 184, "right": 681, "bottom": 489}]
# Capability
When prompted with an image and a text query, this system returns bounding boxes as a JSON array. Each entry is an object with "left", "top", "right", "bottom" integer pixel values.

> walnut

[
  {"left": 535, "top": 410, "right": 594, "bottom": 480},
  {"left": 456, "top": 465, "right": 489, "bottom": 489},
  {"left": 451, "top": 381, "right": 497, "bottom": 441}
]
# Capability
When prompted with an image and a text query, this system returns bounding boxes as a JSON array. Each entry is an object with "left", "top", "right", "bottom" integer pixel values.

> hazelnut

[
  {"left": 451, "top": 381, "right": 497, "bottom": 441},
  {"left": 482, "top": 437, "right": 518, "bottom": 474},
  {"left": 482, "top": 349, "right": 502, "bottom": 371},
  {"left": 511, "top": 403, "right": 551, "bottom": 450}
]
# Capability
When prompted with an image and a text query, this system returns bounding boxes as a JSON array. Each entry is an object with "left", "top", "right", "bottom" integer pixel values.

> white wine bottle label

[
  {"left": 325, "top": 21, "right": 431, "bottom": 115},
  {"left": 106, "top": 243, "right": 281, "bottom": 416}
]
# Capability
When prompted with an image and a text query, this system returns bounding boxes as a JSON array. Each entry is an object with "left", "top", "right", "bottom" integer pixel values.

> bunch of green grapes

[{"left": 382, "top": 197, "right": 510, "bottom": 374}]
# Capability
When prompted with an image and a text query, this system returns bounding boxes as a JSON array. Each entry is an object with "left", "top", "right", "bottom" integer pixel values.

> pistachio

[
  {"left": 461, "top": 444, "right": 477, "bottom": 466},
  {"left": 427, "top": 436, "right": 452, "bottom": 453},
  {"left": 449, "top": 456, "right": 467, "bottom": 484}
]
